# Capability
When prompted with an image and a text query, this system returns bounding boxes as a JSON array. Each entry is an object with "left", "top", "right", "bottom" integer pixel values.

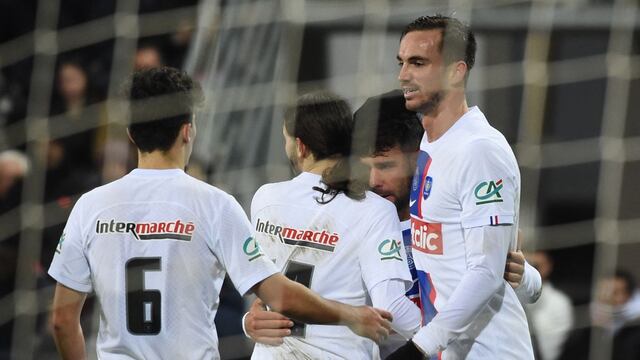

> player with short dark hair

[
  {"left": 48, "top": 67, "right": 394, "bottom": 360},
  {"left": 388, "top": 14, "right": 535, "bottom": 358},
  {"left": 401, "top": 14, "right": 476, "bottom": 82}
]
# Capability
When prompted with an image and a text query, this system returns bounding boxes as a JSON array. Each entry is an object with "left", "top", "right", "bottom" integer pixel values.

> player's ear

[
  {"left": 449, "top": 60, "right": 467, "bottom": 86},
  {"left": 181, "top": 122, "right": 193, "bottom": 143},
  {"left": 126, "top": 128, "right": 136, "bottom": 146},
  {"left": 295, "top": 137, "right": 307, "bottom": 159}
]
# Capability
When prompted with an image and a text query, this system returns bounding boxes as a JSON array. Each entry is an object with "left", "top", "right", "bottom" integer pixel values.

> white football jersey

[
  {"left": 409, "top": 107, "right": 533, "bottom": 358},
  {"left": 48, "top": 168, "right": 278, "bottom": 359},
  {"left": 250, "top": 172, "right": 412, "bottom": 360}
]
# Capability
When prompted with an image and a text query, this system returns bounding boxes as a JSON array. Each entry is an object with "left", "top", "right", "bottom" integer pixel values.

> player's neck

[
  {"left": 421, "top": 92, "right": 468, "bottom": 143},
  {"left": 137, "top": 149, "right": 186, "bottom": 170},
  {"left": 301, "top": 157, "right": 338, "bottom": 175},
  {"left": 398, "top": 207, "right": 410, "bottom": 222}
]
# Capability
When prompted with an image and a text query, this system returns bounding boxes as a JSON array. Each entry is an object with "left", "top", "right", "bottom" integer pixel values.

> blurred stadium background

[{"left": 0, "top": 0, "right": 639, "bottom": 359}]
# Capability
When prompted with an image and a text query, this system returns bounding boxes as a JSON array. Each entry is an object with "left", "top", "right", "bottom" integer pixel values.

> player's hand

[
  {"left": 244, "top": 299, "right": 294, "bottom": 345},
  {"left": 348, "top": 306, "right": 393, "bottom": 344},
  {"left": 505, "top": 250, "right": 525, "bottom": 289}
]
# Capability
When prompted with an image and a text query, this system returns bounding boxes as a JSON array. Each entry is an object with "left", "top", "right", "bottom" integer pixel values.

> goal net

[{"left": 0, "top": 0, "right": 638, "bottom": 359}]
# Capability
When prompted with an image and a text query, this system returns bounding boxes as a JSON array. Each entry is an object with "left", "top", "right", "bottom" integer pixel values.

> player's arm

[
  {"left": 252, "top": 272, "right": 393, "bottom": 343},
  {"left": 360, "top": 201, "right": 420, "bottom": 339},
  {"left": 51, "top": 283, "right": 88, "bottom": 360},
  {"left": 369, "top": 279, "right": 422, "bottom": 339},
  {"left": 244, "top": 281, "right": 420, "bottom": 345},
  {"left": 409, "top": 225, "right": 513, "bottom": 357},
  {"left": 506, "top": 250, "right": 542, "bottom": 304}
]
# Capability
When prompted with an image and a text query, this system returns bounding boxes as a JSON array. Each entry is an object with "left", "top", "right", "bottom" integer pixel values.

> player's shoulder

[
  {"left": 357, "top": 190, "right": 398, "bottom": 218},
  {"left": 76, "top": 178, "right": 123, "bottom": 205},
  {"left": 252, "top": 179, "right": 293, "bottom": 205},
  {"left": 454, "top": 110, "right": 513, "bottom": 157}
]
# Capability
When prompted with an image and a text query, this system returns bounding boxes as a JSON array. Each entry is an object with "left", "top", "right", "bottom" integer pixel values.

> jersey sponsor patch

[
  {"left": 423, "top": 176, "right": 433, "bottom": 200},
  {"left": 377, "top": 239, "right": 403, "bottom": 261},
  {"left": 243, "top": 236, "right": 264, "bottom": 261},
  {"left": 255, "top": 218, "right": 339, "bottom": 252},
  {"left": 411, "top": 218, "right": 443, "bottom": 255},
  {"left": 95, "top": 219, "right": 195, "bottom": 241},
  {"left": 474, "top": 179, "right": 504, "bottom": 205},
  {"left": 55, "top": 233, "right": 65, "bottom": 254}
]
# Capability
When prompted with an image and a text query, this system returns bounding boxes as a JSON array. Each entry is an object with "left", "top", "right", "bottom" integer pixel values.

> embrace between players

[{"left": 49, "top": 15, "right": 542, "bottom": 360}]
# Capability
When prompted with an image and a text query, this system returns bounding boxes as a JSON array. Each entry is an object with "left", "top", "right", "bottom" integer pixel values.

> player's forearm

[
  {"left": 413, "top": 226, "right": 511, "bottom": 355},
  {"left": 52, "top": 321, "right": 86, "bottom": 360},
  {"left": 279, "top": 279, "right": 356, "bottom": 326},
  {"left": 255, "top": 273, "right": 355, "bottom": 326},
  {"left": 369, "top": 279, "right": 421, "bottom": 339},
  {"left": 515, "top": 261, "right": 542, "bottom": 304},
  {"left": 51, "top": 284, "right": 87, "bottom": 360}
]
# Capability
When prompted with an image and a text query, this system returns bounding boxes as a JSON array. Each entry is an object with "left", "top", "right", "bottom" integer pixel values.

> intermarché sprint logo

[
  {"left": 378, "top": 239, "right": 403, "bottom": 261},
  {"left": 474, "top": 179, "right": 504, "bottom": 205},
  {"left": 255, "top": 218, "right": 340, "bottom": 252},
  {"left": 95, "top": 219, "right": 195, "bottom": 241}
]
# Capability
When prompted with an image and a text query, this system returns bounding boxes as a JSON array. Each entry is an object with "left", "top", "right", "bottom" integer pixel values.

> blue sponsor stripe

[
  {"left": 416, "top": 270, "right": 438, "bottom": 325},
  {"left": 402, "top": 228, "right": 420, "bottom": 299},
  {"left": 410, "top": 151, "right": 431, "bottom": 217}
]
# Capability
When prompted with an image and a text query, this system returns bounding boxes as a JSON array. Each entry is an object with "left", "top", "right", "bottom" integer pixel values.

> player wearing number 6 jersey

[
  {"left": 249, "top": 92, "right": 421, "bottom": 359},
  {"left": 47, "top": 67, "right": 394, "bottom": 360}
]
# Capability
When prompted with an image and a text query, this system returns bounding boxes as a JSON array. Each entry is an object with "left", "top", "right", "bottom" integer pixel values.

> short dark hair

[
  {"left": 353, "top": 89, "right": 423, "bottom": 157},
  {"left": 402, "top": 15, "right": 476, "bottom": 78},
  {"left": 284, "top": 91, "right": 367, "bottom": 203},
  {"left": 125, "top": 66, "right": 203, "bottom": 153}
]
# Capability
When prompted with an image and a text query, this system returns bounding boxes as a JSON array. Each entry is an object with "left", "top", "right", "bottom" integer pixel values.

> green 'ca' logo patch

[
  {"left": 378, "top": 239, "right": 402, "bottom": 261},
  {"left": 55, "top": 233, "right": 65, "bottom": 254},
  {"left": 474, "top": 179, "right": 504, "bottom": 205},
  {"left": 243, "top": 236, "right": 263, "bottom": 261}
]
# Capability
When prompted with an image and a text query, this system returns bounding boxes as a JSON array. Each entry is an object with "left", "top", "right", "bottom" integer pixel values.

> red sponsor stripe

[
  {"left": 496, "top": 179, "right": 503, "bottom": 185},
  {"left": 417, "top": 157, "right": 433, "bottom": 218},
  {"left": 427, "top": 274, "right": 437, "bottom": 304}
]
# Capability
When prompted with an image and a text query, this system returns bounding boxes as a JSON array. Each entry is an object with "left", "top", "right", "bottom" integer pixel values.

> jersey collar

[
  {"left": 129, "top": 168, "right": 186, "bottom": 177},
  {"left": 292, "top": 172, "right": 323, "bottom": 186}
]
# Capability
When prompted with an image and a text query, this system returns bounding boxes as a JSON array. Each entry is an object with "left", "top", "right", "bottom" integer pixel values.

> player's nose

[
  {"left": 398, "top": 63, "right": 409, "bottom": 82},
  {"left": 369, "top": 170, "right": 382, "bottom": 189}
]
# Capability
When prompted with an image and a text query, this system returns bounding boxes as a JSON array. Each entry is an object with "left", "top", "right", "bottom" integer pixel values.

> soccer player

[
  {"left": 47, "top": 67, "right": 394, "bottom": 360},
  {"left": 388, "top": 15, "right": 535, "bottom": 358},
  {"left": 249, "top": 91, "right": 421, "bottom": 359}
]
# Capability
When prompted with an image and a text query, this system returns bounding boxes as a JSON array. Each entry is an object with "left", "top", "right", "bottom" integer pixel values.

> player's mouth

[{"left": 402, "top": 86, "right": 419, "bottom": 99}]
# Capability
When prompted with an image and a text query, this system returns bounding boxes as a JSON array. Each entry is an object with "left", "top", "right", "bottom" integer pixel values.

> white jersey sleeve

[
  {"left": 458, "top": 138, "right": 519, "bottom": 230},
  {"left": 359, "top": 202, "right": 413, "bottom": 291},
  {"left": 212, "top": 195, "right": 278, "bottom": 296},
  {"left": 516, "top": 261, "right": 543, "bottom": 304},
  {"left": 49, "top": 196, "right": 92, "bottom": 293},
  {"left": 412, "top": 225, "right": 514, "bottom": 356}
]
